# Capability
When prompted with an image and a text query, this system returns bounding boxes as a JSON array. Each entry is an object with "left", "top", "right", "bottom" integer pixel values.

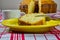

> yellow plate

[{"left": 2, "top": 18, "right": 59, "bottom": 33}]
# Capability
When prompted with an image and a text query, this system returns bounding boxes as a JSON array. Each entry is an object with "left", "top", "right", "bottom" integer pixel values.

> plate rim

[{"left": 1, "top": 18, "right": 59, "bottom": 28}]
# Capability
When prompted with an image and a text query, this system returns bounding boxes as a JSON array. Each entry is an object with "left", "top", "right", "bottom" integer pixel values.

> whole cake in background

[{"left": 19, "top": 0, "right": 57, "bottom": 14}]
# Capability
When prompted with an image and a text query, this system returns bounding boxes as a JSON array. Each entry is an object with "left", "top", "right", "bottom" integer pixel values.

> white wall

[
  {"left": 0, "top": 0, "right": 60, "bottom": 10},
  {"left": 0, "top": 0, "right": 2, "bottom": 9},
  {"left": 54, "top": 0, "right": 60, "bottom": 10},
  {"left": 1, "top": 0, "right": 22, "bottom": 10}
]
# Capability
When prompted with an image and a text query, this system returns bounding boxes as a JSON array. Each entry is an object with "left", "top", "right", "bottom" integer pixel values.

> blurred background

[{"left": 0, "top": 0, "right": 60, "bottom": 10}]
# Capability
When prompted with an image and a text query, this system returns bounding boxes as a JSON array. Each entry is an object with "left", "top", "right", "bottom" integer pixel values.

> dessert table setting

[
  {"left": 0, "top": 0, "right": 60, "bottom": 40},
  {"left": 0, "top": 10, "right": 60, "bottom": 40}
]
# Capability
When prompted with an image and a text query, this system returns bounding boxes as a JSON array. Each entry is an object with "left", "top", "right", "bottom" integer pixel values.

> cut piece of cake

[{"left": 18, "top": 13, "right": 46, "bottom": 25}]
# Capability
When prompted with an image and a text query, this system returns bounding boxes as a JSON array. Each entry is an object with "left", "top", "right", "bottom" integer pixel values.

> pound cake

[
  {"left": 39, "top": 0, "right": 57, "bottom": 13},
  {"left": 19, "top": 0, "right": 57, "bottom": 13},
  {"left": 18, "top": 13, "right": 46, "bottom": 25}
]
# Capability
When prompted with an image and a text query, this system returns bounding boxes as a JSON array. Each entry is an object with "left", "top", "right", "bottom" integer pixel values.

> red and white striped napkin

[{"left": 0, "top": 24, "right": 60, "bottom": 40}]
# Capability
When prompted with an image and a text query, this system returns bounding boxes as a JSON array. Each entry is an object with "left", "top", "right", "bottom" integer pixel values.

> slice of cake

[{"left": 18, "top": 13, "right": 46, "bottom": 25}]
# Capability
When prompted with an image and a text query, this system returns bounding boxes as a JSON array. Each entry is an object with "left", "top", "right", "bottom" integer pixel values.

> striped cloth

[
  {"left": 0, "top": 10, "right": 60, "bottom": 40},
  {"left": 0, "top": 25, "right": 60, "bottom": 40}
]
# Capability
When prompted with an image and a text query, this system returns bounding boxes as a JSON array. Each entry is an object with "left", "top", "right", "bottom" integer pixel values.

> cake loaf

[
  {"left": 39, "top": 0, "right": 57, "bottom": 13},
  {"left": 19, "top": 0, "right": 57, "bottom": 13}
]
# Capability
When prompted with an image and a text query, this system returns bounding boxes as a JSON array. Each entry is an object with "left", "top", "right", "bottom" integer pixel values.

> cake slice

[{"left": 18, "top": 13, "right": 46, "bottom": 25}]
